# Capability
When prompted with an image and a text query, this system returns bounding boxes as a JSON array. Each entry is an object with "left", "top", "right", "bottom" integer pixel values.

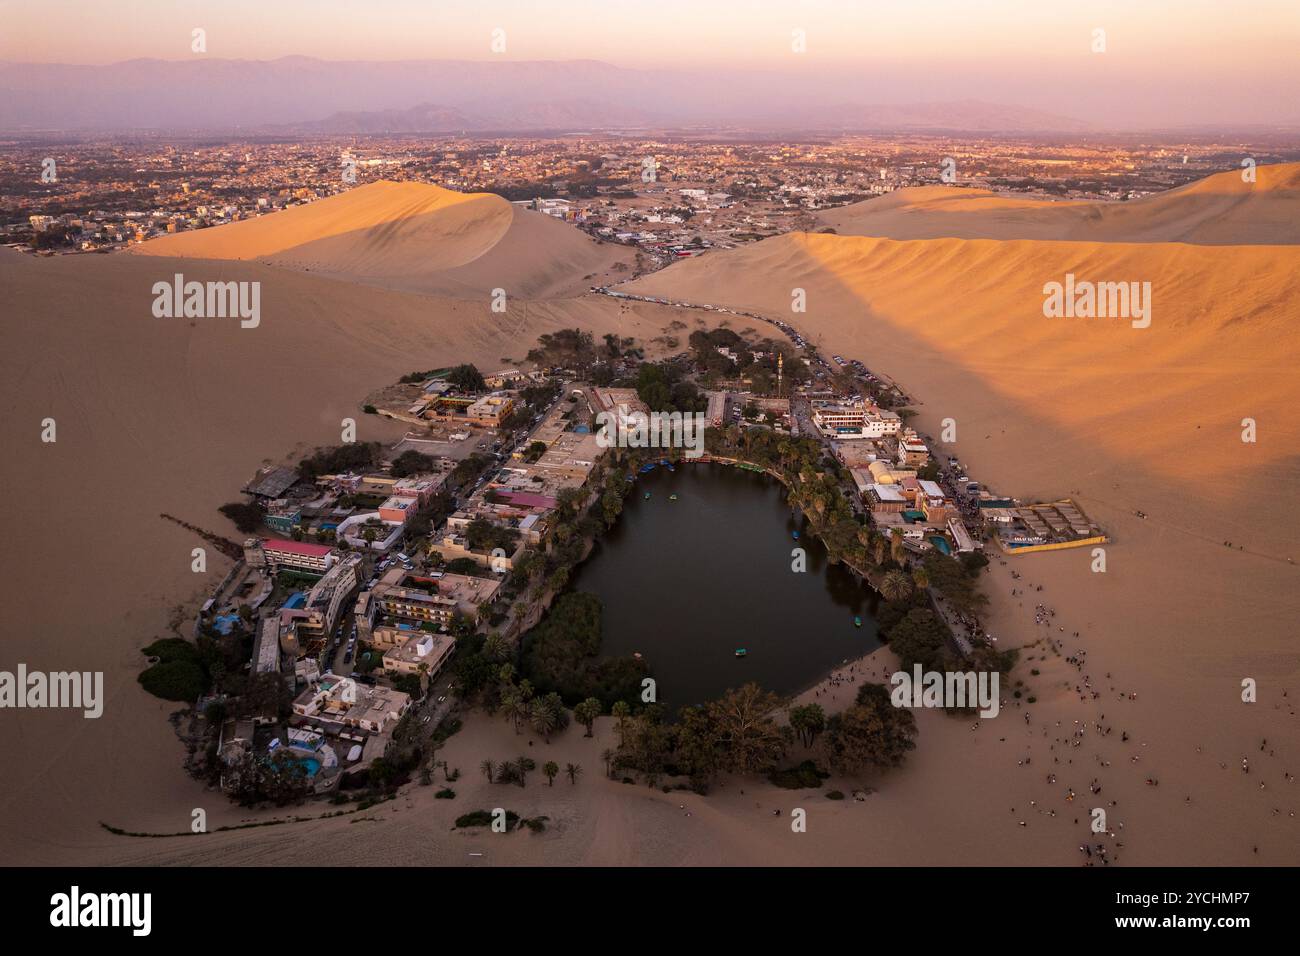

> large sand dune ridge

[
  {"left": 819, "top": 161, "right": 1300, "bottom": 244},
  {"left": 2, "top": 161, "right": 1297, "bottom": 867},
  {"left": 131, "top": 180, "right": 635, "bottom": 298},
  {"left": 623, "top": 222, "right": 1300, "bottom": 863}
]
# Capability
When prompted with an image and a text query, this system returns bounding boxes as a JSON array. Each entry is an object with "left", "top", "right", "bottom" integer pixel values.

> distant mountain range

[{"left": 0, "top": 56, "right": 1090, "bottom": 133}]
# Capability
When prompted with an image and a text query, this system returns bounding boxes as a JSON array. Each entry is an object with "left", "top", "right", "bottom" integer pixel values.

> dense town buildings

[{"left": 7, "top": 132, "right": 1293, "bottom": 257}]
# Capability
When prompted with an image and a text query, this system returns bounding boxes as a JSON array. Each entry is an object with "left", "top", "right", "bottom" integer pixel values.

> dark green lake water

[{"left": 569, "top": 463, "right": 882, "bottom": 708}]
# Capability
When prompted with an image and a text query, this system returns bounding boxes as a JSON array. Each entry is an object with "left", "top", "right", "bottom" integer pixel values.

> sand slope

[
  {"left": 633, "top": 232, "right": 1300, "bottom": 485},
  {"left": 624, "top": 228, "right": 1300, "bottom": 863},
  {"left": 819, "top": 162, "right": 1300, "bottom": 244},
  {"left": 4, "top": 171, "right": 1298, "bottom": 866},
  {"left": 0, "top": 250, "right": 679, "bottom": 865},
  {"left": 131, "top": 180, "right": 633, "bottom": 298}
]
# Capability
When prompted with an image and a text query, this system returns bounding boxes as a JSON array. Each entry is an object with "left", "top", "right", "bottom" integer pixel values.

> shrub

[
  {"left": 768, "top": 760, "right": 830, "bottom": 790},
  {"left": 142, "top": 637, "right": 200, "bottom": 663},
  {"left": 455, "top": 809, "right": 519, "bottom": 829},
  {"left": 218, "top": 501, "right": 266, "bottom": 533},
  {"left": 139, "top": 660, "right": 208, "bottom": 702}
]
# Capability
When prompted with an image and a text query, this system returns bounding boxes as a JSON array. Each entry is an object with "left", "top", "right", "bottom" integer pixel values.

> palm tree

[
  {"left": 483, "top": 633, "right": 509, "bottom": 663},
  {"left": 889, "top": 527, "right": 905, "bottom": 564},
  {"left": 912, "top": 565, "right": 930, "bottom": 590},
  {"left": 543, "top": 760, "right": 560, "bottom": 786},
  {"left": 611, "top": 700, "right": 631, "bottom": 739},
  {"left": 574, "top": 697, "right": 602, "bottom": 737},
  {"left": 480, "top": 759, "right": 495, "bottom": 782},
  {"left": 880, "top": 569, "right": 914, "bottom": 602},
  {"left": 516, "top": 756, "right": 536, "bottom": 787},
  {"left": 600, "top": 748, "right": 615, "bottom": 778},
  {"left": 565, "top": 762, "right": 582, "bottom": 784},
  {"left": 530, "top": 697, "right": 559, "bottom": 741},
  {"left": 502, "top": 692, "right": 528, "bottom": 734}
]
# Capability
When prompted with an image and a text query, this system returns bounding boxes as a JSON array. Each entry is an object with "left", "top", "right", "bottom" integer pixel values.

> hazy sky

[{"left": 2, "top": 0, "right": 1297, "bottom": 125}]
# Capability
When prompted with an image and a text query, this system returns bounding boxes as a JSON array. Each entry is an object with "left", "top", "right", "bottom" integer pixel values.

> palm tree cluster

[
  {"left": 609, "top": 683, "right": 790, "bottom": 793},
  {"left": 480, "top": 756, "right": 583, "bottom": 788},
  {"left": 496, "top": 665, "right": 571, "bottom": 742}
]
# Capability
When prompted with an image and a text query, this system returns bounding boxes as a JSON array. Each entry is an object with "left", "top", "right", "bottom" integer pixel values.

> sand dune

[
  {"left": 4, "top": 178, "right": 1298, "bottom": 866},
  {"left": 132, "top": 180, "right": 634, "bottom": 298},
  {"left": 631, "top": 232, "right": 1300, "bottom": 485},
  {"left": 625, "top": 228, "right": 1300, "bottom": 862},
  {"left": 819, "top": 162, "right": 1300, "bottom": 244},
  {"left": 0, "top": 250, "right": 677, "bottom": 865}
]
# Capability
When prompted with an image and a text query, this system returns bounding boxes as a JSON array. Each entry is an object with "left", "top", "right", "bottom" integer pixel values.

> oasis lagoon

[{"left": 567, "top": 463, "right": 882, "bottom": 710}]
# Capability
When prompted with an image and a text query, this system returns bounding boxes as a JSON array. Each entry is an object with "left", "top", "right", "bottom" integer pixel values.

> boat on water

[
  {"left": 734, "top": 648, "right": 747, "bottom": 657},
  {"left": 669, "top": 493, "right": 678, "bottom": 500},
  {"left": 854, "top": 616, "right": 863, "bottom": 628},
  {"left": 644, "top": 491, "right": 651, "bottom": 499}
]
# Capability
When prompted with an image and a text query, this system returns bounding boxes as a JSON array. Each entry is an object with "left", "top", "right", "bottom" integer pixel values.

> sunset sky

[{"left": 2, "top": 0, "right": 1297, "bottom": 126}]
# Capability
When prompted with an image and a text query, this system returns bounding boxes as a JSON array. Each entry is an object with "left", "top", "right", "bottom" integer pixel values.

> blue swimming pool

[
  {"left": 929, "top": 536, "right": 951, "bottom": 555},
  {"left": 294, "top": 755, "right": 322, "bottom": 777}
]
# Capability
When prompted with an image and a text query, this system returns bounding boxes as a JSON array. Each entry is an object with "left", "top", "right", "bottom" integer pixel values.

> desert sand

[
  {"left": 624, "top": 173, "right": 1300, "bottom": 863},
  {"left": 3, "top": 166, "right": 1297, "bottom": 866},
  {"left": 0, "top": 248, "right": 676, "bottom": 865},
  {"left": 819, "top": 162, "right": 1300, "bottom": 245},
  {"left": 131, "top": 180, "right": 636, "bottom": 298}
]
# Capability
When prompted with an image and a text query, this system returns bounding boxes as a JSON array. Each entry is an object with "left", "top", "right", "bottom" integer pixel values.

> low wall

[{"left": 999, "top": 535, "right": 1109, "bottom": 556}]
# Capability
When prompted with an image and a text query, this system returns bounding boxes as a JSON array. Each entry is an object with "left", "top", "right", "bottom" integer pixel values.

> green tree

[
  {"left": 706, "top": 683, "right": 787, "bottom": 775},
  {"left": 880, "top": 569, "right": 914, "bottom": 602},
  {"left": 574, "top": 697, "right": 603, "bottom": 737},
  {"left": 530, "top": 697, "right": 559, "bottom": 741},
  {"left": 818, "top": 683, "right": 918, "bottom": 773},
  {"left": 447, "top": 363, "right": 486, "bottom": 392},
  {"left": 611, "top": 700, "right": 631, "bottom": 738},
  {"left": 543, "top": 760, "right": 560, "bottom": 786},
  {"left": 502, "top": 691, "right": 528, "bottom": 734},
  {"left": 516, "top": 756, "right": 536, "bottom": 787},
  {"left": 887, "top": 607, "right": 952, "bottom": 672},
  {"left": 788, "top": 703, "right": 827, "bottom": 747},
  {"left": 391, "top": 449, "right": 436, "bottom": 478}
]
